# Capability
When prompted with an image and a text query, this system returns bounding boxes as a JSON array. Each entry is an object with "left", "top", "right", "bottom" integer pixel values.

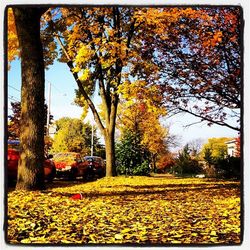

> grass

[{"left": 6, "top": 174, "right": 241, "bottom": 245}]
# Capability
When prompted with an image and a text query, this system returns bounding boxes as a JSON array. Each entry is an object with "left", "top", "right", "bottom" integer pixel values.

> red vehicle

[
  {"left": 53, "top": 152, "right": 90, "bottom": 180},
  {"left": 7, "top": 141, "right": 56, "bottom": 183},
  {"left": 82, "top": 156, "right": 106, "bottom": 178}
]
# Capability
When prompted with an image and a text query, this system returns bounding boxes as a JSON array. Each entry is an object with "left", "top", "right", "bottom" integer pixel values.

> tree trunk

[
  {"left": 104, "top": 129, "right": 117, "bottom": 177},
  {"left": 13, "top": 7, "right": 47, "bottom": 190}
]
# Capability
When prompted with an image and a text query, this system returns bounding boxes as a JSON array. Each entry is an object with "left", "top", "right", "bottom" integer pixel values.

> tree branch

[
  {"left": 178, "top": 107, "right": 240, "bottom": 131},
  {"left": 54, "top": 33, "right": 105, "bottom": 133}
]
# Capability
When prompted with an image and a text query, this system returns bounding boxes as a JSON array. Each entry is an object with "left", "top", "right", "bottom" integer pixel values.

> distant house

[{"left": 225, "top": 139, "right": 237, "bottom": 157}]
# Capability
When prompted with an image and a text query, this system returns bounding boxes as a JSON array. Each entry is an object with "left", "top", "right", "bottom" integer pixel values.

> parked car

[
  {"left": 53, "top": 152, "right": 90, "bottom": 180},
  {"left": 82, "top": 156, "right": 106, "bottom": 178},
  {"left": 7, "top": 140, "right": 56, "bottom": 183}
]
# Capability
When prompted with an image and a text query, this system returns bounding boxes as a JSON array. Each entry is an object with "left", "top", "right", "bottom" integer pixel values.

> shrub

[
  {"left": 214, "top": 156, "right": 241, "bottom": 179},
  {"left": 132, "top": 161, "right": 150, "bottom": 176}
]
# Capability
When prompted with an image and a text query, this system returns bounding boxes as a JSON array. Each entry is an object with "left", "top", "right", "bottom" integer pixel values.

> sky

[{"left": 8, "top": 57, "right": 239, "bottom": 151}]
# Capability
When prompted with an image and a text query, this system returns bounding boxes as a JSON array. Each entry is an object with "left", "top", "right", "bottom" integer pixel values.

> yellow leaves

[
  {"left": 210, "top": 230, "right": 217, "bottom": 236},
  {"left": 114, "top": 233, "right": 123, "bottom": 240},
  {"left": 79, "top": 69, "right": 91, "bottom": 81},
  {"left": 7, "top": 8, "right": 20, "bottom": 65},
  {"left": 171, "top": 240, "right": 182, "bottom": 244},
  {"left": 118, "top": 80, "right": 165, "bottom": 115},
  {"left": 74, "top": 45, "right": 94, "bottom": 66},
  {"left": 120, "top": 228, "right": 131, "bottom": 234},
  {"left": 118, "top": 79, "right": 167, "bottom": 155},
  {"left": 7, "top": 177, "right": 241, "bottom": 244}
]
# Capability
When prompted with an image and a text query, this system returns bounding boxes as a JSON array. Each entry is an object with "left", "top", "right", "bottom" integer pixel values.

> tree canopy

[
  {"left": 51, "top": 117, "right": 103, "bottom": 155},
  {"left": 149, "top": 7, "right": 241, "bottom": 131},
  {"left": 117, "top": 79, "right": 168, "bottom": 168},
  {"left": 201, "top": 137, "right": 233, "bottom": 160}
]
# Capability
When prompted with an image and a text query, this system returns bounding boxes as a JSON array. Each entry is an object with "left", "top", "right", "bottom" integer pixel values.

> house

[{"left": 225, "top": 139, "right": 237, "bottom": 157}]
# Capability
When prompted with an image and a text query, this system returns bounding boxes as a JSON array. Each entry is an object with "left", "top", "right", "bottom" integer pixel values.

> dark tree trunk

[{"left": 13, "top": 7, "right": 47, "bottom": 190}]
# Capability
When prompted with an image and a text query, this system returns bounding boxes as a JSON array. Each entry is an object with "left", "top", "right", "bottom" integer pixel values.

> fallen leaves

[{"left": 7, "top": 176, "right": 241, "bottom": 245}]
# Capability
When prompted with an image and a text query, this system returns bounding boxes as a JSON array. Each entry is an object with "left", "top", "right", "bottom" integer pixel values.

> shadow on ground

[{"left": 39, "top": 176, "right": 240, "bottom": 200}]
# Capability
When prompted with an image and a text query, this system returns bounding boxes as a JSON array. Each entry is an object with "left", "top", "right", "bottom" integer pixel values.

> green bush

[
  {"left": 214, "top": 156, "right": 241, "bottom": 179},
  {"left": 116, "top": 161, "right": 150, "bottom": 176},
  {"left": 132, "top": 161, "right": 150, "bottom": 176}
]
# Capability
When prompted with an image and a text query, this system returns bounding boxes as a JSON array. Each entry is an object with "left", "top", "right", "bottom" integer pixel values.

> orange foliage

[{"left": 156, "top": 154, "right": 176, "bottom": 172}]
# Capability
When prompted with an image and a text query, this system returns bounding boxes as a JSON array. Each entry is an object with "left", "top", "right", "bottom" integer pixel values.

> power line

[
  {"left": 45, "top": 79, "right": 73, "bottom": 102},
  {"left": 8, "top": 85, "right": 21, "bottom": 92},
  {"left": 8, "top": 95, "right": 19, "bottom": 102}
]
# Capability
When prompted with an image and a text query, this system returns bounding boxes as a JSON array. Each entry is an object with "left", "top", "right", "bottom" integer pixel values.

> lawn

[{"left": 6, "top": 175, "right": 241, "bottom": 245}]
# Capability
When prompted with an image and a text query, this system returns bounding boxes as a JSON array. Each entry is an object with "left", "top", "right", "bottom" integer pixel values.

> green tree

[
  {"left": 51, "top": 117, "right": 103, "bottom": 156},
  {"left": 116, "top": 130, "right": 150, "bottom": 176},
  {"left": 215, "top": 156, "right": 240, "bottom": 179},
  {"left": 203, "top": 147, "right": 214, "bottom": 167},
  {"left": 173, "top": 144, "right": 202, "bottom": 176}
]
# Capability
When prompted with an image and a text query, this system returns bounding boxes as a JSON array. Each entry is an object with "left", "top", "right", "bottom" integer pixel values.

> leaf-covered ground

[{"left": 7, "top": 175, "right": 241, "bottom": 245}]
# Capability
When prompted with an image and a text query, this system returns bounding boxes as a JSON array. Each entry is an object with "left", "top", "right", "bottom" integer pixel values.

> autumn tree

[
  {"left": 10, "top": 7, "right": 48, "bottom": 190},
  {"left": 155, "top": 153, "right": 176, "bottom": 173},
  {"left": 42, "top": 7, "right": 163, "bottom": 176},
  {"left": 163, "top": 8, "right": 242, "bottom": 130},
  {"left": 7, "top": 8, "right": 19, "bottom": 67},
  {"left": 8, "top": 101, "right": 21, "bottom": 140},
  {"left": 146, "top": 7, "right": 242, "bottom": 131},
  {"left": 117, "top": 80, "right": 168, "bottom": 172},
  {"left": 201, "top": 137, "right": 232, "bottom": 160}
]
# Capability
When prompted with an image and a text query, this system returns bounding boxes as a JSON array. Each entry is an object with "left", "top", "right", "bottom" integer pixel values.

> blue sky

[
  {"left": 7, "top": 58, "right": 239, "bottom": 151},
  {"left": 8, "top": 59, "right": 83, "bottom": 120}
]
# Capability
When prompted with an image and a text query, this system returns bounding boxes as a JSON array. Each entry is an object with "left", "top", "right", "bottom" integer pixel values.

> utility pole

[
  {"left": 46, "top": 81, "right": 51, "bottom": 137},
  {"left": 91, "top": 122, "right": 94, "bottom": 156}
]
